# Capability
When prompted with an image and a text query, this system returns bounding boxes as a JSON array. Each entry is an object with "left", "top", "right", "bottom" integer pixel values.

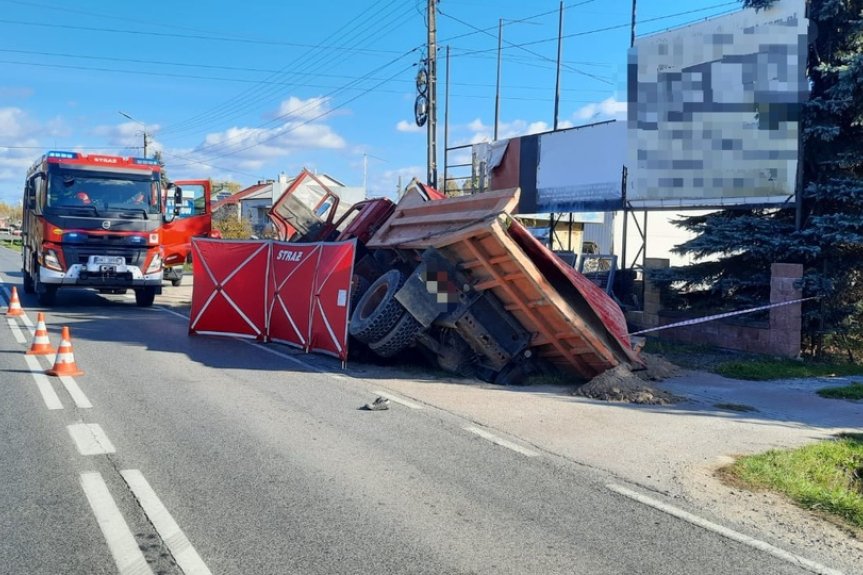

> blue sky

[{"left": 0, "top": 0, "right": 741, "bottom": 205}]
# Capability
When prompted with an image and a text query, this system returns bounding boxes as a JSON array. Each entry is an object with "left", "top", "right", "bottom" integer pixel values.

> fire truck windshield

[{"left": 45, "top": 168, "right": 161, "bottom": 217}]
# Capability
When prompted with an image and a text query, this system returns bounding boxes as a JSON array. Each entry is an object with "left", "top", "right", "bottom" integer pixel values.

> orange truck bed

[{"left": 367, "top": 188, "right": 642, "bottom": 378}]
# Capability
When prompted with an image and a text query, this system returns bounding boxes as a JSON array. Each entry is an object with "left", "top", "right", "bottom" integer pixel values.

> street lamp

[{"left": 118, "top": 111, "right": 150, "bottom": 158}]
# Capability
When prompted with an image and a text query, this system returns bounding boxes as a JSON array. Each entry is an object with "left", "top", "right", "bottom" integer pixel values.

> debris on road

[
  {"left": 574, "top": 354, "right": 682, "bottom": 405},
  {"left": 361, "top": 396, "right": 391, "bottom": 411}
]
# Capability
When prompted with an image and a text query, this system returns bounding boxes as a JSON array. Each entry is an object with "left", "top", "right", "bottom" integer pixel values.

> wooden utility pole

[
  {"left": 553, "top": 1, "right": 563, "bottom": 131},
  {"left": 427, "top": 0, "right": 439, "bottom": 188},
  {"left": 494, "top": 18, "right": 503, "bottom": 141}
]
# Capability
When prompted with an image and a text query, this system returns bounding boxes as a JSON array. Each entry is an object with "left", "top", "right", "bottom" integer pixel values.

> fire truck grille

[{"left": 64, "top": 246, "right": 148, "bottom": 267}]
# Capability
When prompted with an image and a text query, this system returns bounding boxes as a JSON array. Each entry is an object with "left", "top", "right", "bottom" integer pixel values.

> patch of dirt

[{"left": 573, "top": 353, "right": 683, "bottom": 404}]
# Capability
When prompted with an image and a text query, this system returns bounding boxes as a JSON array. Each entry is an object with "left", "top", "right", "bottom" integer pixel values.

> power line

[
  {"left": 449, "top": 2, "right": 739, "bottom": 58},
  {"left": 159, "top": 0, "right": 413, "bottom": 138},
  {"left": 178, "top": 48, "right": 419, "bottom": 162},
  {"left": 0, "top": 17, "right": 404, "bottom": 54},
  {"left": 438, "top": 0, "right": 600, "bottom": 44},
  {"left": 169, "top": 62, "right": 417, "bottom": 170},
  {"left": 437, "top": 8, "right": 614, "bottom": 85}
]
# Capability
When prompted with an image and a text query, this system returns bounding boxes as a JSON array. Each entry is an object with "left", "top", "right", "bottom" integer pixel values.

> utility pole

[
  {"left": 494, "top": 18, "right": 503, "bottom": 141},
  {"left": 118, "top": 111, "right": 150, "bottom": 158},
  {"left": 553, "top": 1, "right": 563, "bottom": 131},
  {"left": 427, "top": 0, "right": 438, "bottom": 189},
  {"left": 444, "top": 45, "right": 451, "bottom": 194}
]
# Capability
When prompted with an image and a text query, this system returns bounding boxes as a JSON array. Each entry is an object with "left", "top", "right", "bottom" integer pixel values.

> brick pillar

[
  {"left": 769, "top": 263, "right": 803, "bottom": 358},
  {"left": 642, "top": 258, "right": 669, "bottom": 328}
]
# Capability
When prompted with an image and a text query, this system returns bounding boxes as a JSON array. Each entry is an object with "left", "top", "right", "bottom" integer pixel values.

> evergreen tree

[{"left": 653, "top": 0, "right": 863, "bottom": 356}]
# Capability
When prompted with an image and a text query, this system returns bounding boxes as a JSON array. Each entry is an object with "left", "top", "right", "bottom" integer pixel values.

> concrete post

[
  {"left": 642, "top": 258, "right": 669, "bottom": 328},
  {"left": 769, "top": 263, "right": 803, "bottom": 358}
]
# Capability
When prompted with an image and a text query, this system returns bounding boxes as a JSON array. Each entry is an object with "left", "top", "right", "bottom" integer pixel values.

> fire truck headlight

[
  {"left": 43, "top": 249, "right": 62, "bottom": 271},
  {"left": 146, "top": 253, "right": 162, "bottom": 274}
]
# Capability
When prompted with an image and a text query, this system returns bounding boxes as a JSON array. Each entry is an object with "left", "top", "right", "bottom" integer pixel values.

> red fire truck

[{"left": 20, "top": 150, "right": 170, "bottom": 306}]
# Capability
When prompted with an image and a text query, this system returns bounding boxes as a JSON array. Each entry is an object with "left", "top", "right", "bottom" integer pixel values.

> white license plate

[{"left": 90, "top": 256, "right": 125, "bottom": 266}]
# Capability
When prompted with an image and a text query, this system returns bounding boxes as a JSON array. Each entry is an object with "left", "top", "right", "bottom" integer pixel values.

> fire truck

[{"left": 20, "top": 150, "right": 174, "bottom": 306}]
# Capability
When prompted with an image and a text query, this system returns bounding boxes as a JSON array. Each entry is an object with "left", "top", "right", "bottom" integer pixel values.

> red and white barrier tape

[{"left": 629, "top": 296, "right": 819, "bottom": 336}]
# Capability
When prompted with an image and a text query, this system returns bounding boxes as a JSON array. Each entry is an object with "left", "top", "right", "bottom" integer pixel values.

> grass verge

[
  {"left": 722, "top": 434, "right": 863, "bottom": 530},
  {"left": 817, "top": 382, "right": 863, "bottom": 401},
  {"left": 715, "top": 360, "right": 863, "bottom": 381}
]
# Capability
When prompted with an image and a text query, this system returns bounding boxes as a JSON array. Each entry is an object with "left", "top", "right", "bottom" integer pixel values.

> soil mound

[{"left": 574, "top": 354, "right": 682, "bottom": 405}]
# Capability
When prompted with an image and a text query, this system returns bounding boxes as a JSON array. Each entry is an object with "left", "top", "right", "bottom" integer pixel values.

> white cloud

[
  {"left": 396, "top": 120, "right": 422, "bottom": 133},
  {"left": 369, "top": 165, "right": 425, "bottom": 201},
  {"left": 574, "top": 97, "right": 627, "bottom": 121},
  {"left": 91, "top": 121, "right": 161, "bottom": 153},
  {"left": 275, "top": 96, "right": 331, "bottom": 121},
  {"left": 0, "top": 108, "right": 64, "bottom": 204}
]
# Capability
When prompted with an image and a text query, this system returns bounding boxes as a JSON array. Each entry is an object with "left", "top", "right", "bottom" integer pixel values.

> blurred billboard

[{"left": 627, "top": 0, "right": 809, "bottom": 208}]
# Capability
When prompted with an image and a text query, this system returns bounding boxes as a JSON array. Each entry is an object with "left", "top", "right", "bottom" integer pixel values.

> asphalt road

[{"left": 0, "top": 247, "right": 822, "bottom": 575}]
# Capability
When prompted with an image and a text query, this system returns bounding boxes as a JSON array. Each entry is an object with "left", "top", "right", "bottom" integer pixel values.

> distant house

[{"left": 212, "top": 171, "right": 350, "bottom": 237}]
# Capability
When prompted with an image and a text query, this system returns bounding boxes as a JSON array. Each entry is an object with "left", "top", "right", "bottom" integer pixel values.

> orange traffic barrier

[
  {"left": 26, "top": 312, "right": 56, "bottom": 355},
  {"left": 46, "top": 326, "right": 84, "bottom": 377},
  {"left": 5, "top": 286, "right": 24, "bottom": 317}
]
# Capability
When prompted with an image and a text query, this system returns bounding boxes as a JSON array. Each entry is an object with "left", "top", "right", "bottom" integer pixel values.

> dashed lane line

[
  {"left": 464, "top": 426, "right": 540, "bottom": 457},
  {"left": 122, "top": 470, "right": 213, "bottom": 575},
  {"left": 372, "top": 390, "right": 424, "bottom": 410},
  {"left": 58, "top": 375, "right": 93, "bottom": 409},
  {"left": 606, "top": 484, "right": 845, "bottom": 575},
  {"left": 67, "top": 423, "right": 116, "bottom": 456},
  {"left": 80, "top": 472, "right": 155, "bottom": 575},
  {"left": 23, "top": 354, "right": 63, "bottom": 410}
]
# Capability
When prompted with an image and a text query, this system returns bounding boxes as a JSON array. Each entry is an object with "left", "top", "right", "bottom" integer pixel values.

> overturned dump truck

[{"left": 269, "top": 172, "right": 642, "bottom": 384}]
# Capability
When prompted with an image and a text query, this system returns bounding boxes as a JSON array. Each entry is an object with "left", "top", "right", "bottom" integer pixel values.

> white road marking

[
  {"left": 606, "top": 484, "right": 845, "bottom": 575},
  {"left": 59, "top": 375, "right": 93, "bottom": 409},
  {"left": 7, "top": 317, "right": 27, "bottom": 343},
  {"left": 240, "top": 339, "right": 329, "bottom": 373},
  {"left": 19, "top": 313, "right": 33, "bottom": 330},
  {"left": 157, "top": 307, "right": 189, "bottom": 321},
  {"left": 79, "top": 472, "right": 155, "bottom": 575},
  {"left": 464, "top": 426, "right": 539, "bottom": 457},
  {"left": 372, "top": 390, "right": 424, "bottom": 410},
  {"left": 23, "top": 354, "right": 63, "bottom": 410},
  {"left": 157, "top": 306, "right": 339, "bottom": 376},
  {"left": 121, "top": 470, "right": 212, "bottom": 575},
  {"left": 67, "top": 423, "right": 116, "bottom": 455}
]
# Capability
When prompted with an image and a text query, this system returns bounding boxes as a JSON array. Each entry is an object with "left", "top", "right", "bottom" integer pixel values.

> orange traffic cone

[
  {"left": 5, "top": 286, "right": 24, "bottom": 317},
  {"left": 46, "top": 326, "right": 84, "bottom": 377},
  {"left": 26, "top": 312, "right": 56, "bottom": 355}
]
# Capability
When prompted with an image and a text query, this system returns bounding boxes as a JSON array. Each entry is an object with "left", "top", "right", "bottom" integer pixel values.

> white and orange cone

[
  {"left": 26, "top": 312, "right": 56, "bottom": 355},
  {"left": 5, "top": 286, "right": 24, "bottom": 317},
  {"left": 46, "top": 326, "right": 84, "bottom": 377}
]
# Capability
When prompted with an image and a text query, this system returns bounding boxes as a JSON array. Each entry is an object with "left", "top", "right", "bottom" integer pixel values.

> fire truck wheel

[
  {"left": 135, "top": 287, "right": 156, "bottom": 307},
  {"left": 22, "top": 267, "right": 34, "bottom": 294},
  {"left": 368, "top": 312, "right": 424, "bottom": 358},
  {"left": 34, "top": 265, "right": 56, "bottom": 306},
  {"left": 349, "top": 269, "right": 408, "bottom": 344}
]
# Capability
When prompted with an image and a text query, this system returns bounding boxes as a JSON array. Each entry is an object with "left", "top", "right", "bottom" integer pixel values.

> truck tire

[
  {"left": 349, "top": 269, "right": 408, "bottom": 345},
  {"left": 34, "top": 265, "right": 56, "bottom": 306},
  {"left": 368, "top": 312, "right": 424, "bottom": 358},
  {"left": 135, "top": 286, "right": 156, "bottom": 307},
  {"left": 22, "top": 267, "right": 34, "bottom": 294},
  {"left": 349, "top": 274, "right": 370, "bottom": 313}
]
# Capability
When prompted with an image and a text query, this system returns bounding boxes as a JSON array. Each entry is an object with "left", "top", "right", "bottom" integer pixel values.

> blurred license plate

[{"left": 91, "top": 256, "right": 125, "bottom": 266}]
